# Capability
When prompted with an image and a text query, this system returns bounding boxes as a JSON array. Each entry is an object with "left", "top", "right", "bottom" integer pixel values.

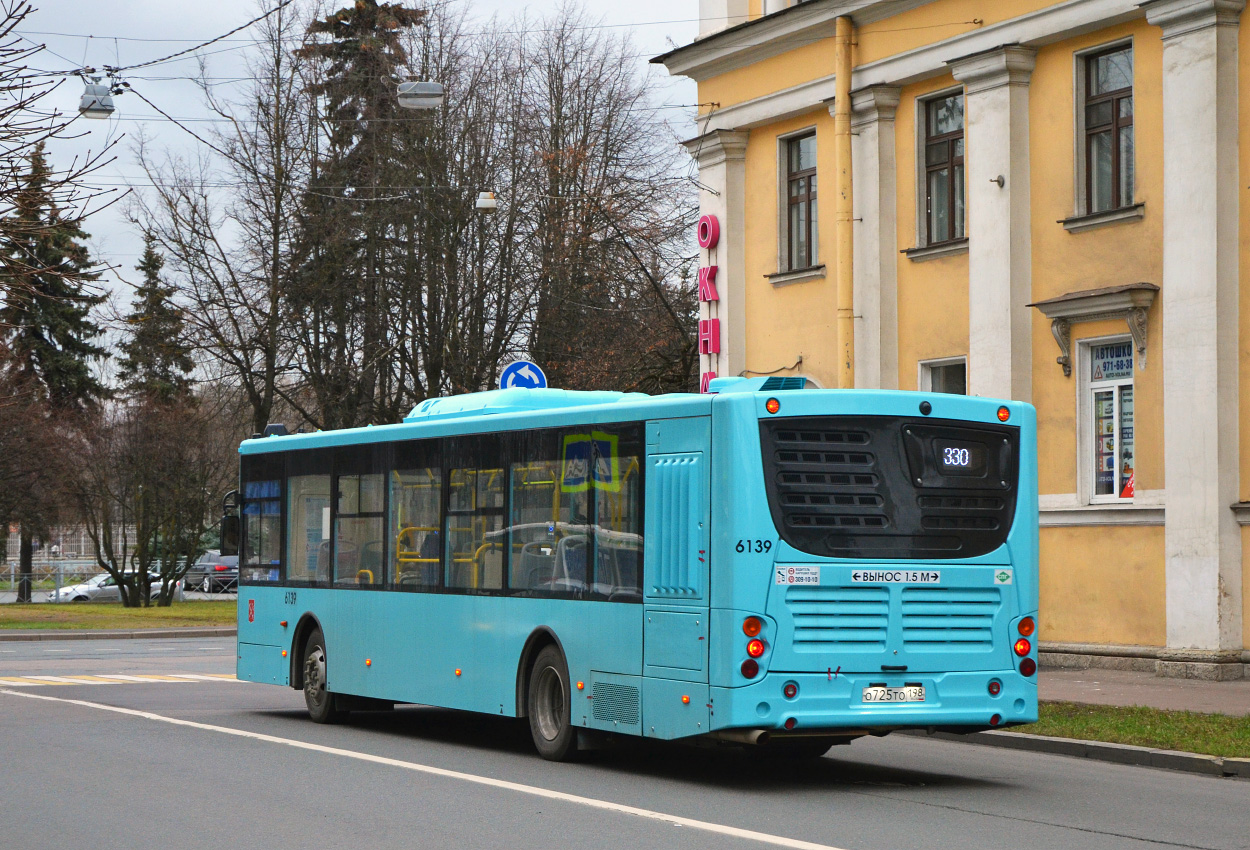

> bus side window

[
  {"left": 288, "top": 475, "right": 331, "bottom": 584},
  {"left": 391, "top": 467, "right": 442, "bottom": 589},
  {"left": 445, "top": 467, "right": 505, "bottom": 592},
  {"left": 594, "top": 450, "right": 643, "bottom": 601}
]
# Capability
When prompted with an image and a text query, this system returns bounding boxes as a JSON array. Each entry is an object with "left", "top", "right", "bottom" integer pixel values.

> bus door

[{"left": 641, "top": 416, "right": 711, "bottom": 739}]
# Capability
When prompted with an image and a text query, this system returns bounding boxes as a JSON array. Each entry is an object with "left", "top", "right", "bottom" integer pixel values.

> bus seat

[
  {"left": 555, "top": 535, "right": 587, "bottom": 586},
  {"left": 517, "top": 542, "right": 555, "bottom": 589}
]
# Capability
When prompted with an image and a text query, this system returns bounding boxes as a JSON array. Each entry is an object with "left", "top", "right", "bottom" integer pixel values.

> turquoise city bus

[{"left": 230, "top": 376, "right": 1039, "bottom": 760}]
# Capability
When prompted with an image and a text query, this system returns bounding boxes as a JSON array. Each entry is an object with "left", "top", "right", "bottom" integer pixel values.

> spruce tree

[
  {"left": 0, "top": 142, "right": 107, "bottom": 412},
  {"left": 118, "top": 234, "right": 194, "bottom": 403}
]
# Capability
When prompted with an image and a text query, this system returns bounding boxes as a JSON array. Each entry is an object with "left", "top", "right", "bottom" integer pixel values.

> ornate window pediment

[{"left": 1027, "top": 283, "right": 1157, "bottom": 377}]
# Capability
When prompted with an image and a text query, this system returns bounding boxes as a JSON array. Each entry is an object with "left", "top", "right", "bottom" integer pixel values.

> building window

[
  {"left": 920, "top": 357, "right": 967, "bottom": 395},
  {"left": 1087, "top": 339, "right": 1134, "bottom": 501},
  {"left": 924, "top": 92, "right": 964, "bottom": 244},
  {"left": 786, "top": 133, "right": 817, "bottom": 270},
  {"left": 1084, "top": 45, "right": 1133, "bottom": 214}
]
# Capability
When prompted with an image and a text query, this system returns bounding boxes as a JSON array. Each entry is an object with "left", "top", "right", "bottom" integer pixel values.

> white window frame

[
  {"left": 918, "top": 356, "right": 967, "bottom": 394},
  {"left": 914, "top": 85, "right": 965, "bottom": 249},
  {"left": 1077, "top": 334, "right": 1135, "bottom": 505},
  {"left": 1072, "top": 38, "right": 1134, "bottom": 218},
  {"left": 776, "top": 127, "right": 818, "bottom": 273}
]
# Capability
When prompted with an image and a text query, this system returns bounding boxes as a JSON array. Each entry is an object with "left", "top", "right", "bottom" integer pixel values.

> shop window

[
  {"left": 1086, "top": 339, "right": 1134, "bottom": 502},
  {"left": 785, "top": 133, "right": 817, "bottom": 270},
  {"left": 919, "top": 357, "right": 966, "bottom": 395},
  {"left": 923, "top": 92, "right": 964, "bottom": 244}
]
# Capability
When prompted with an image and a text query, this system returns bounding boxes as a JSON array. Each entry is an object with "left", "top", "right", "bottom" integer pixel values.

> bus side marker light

[
  {"left": 998, "top": 406, "right": 1011, "bottom": 422},
  {"left": 784, "top": 718, "right": 797, "bottom": 730},
  {"left": 682, "top": 695, "right": 690, "bottom": 705},
  {"left": 766, "top": 398, "right": 780, "bottom": 414},
  {"left": 746, "top": 638, "right": 766, "bottom": 658},
  {"left": 742, "top": 617, "right": 762, "bottom": 637},
  {"left": 455, "top": 669, "right": 461, "bottom": 677},
  {"left": 1013, "top": 638, "right": 1031, "bottom": 657},
  {"left": 741, "top": 659, "right": 759, "bottom": 678},
  {"left": 366, "top": 659, "right": 371, "bottom": 667},
  {"left": 281, "top": 650, "right": 287, "bottom": 657},
  {"left": 1017, "top": 616, "right": 1035, "bottom": 637},
  {"left": 280, "top": 621, "right": 288, "bottom": 627},
  {"left": 1020, "top": 658, "right": 1037, "bottom": 677},
  {"left": 577, "top": 681, "right": 584, "bottom": 690}
]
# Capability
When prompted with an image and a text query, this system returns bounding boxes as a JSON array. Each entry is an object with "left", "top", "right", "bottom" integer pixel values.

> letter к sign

[{"left": 698, "top": 266, "right": 720, "bottom": 302}]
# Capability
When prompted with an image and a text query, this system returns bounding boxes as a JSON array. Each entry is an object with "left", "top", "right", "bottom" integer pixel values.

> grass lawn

[
  {"left": 0, "top": 601, "right": 237, "bottom": 630},
  {"left": 1022, "top": 701, "right": 1250, "bottom": 759}
]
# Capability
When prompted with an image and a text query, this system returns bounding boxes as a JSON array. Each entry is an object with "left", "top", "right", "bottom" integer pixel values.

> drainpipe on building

[{"left": 834, "top": 15, "right": 855, "bottom": 389}]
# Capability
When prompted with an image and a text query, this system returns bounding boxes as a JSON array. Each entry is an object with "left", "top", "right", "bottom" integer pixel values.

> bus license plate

[{"left": 862, "top": 685, "right": 925, "bottom": 703}]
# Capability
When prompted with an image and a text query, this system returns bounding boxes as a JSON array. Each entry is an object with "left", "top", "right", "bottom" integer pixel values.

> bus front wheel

[
  {"left": 303, "top": 628, "right": 345, "bottom": 724},
  {"left": 527, "top": 645, "right": 577, "bottom": 761}
]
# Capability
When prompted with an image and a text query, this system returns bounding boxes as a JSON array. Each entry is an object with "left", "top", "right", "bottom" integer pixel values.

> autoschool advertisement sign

[{"left": 697, "top": 214, "right": 720, "bottom": 393}]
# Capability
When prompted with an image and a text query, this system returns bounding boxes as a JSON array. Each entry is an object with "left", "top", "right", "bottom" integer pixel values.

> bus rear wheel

[
  {"left": 527, "top": 645, "right": 577, "bottom": 761},
  {"left": 303, "top": 628, "right": 345, "bottom": 724}
]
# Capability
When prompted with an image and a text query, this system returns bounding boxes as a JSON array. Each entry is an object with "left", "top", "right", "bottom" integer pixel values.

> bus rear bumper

[{"left": 709, "top": 669, "right": 1038, "bottom": 734}]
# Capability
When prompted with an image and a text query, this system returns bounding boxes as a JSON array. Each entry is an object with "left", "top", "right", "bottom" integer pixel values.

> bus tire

[
  {"left": 302, "top": 628, "right": 346, "bottom": 724},
  {"left": 527, "top": 645, "right": 577, "bottom": 761}
]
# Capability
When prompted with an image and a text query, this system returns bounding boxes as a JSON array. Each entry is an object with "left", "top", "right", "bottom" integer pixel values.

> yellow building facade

[{"left": 658, "top": 0, "right": 1247, "bottom": 678}]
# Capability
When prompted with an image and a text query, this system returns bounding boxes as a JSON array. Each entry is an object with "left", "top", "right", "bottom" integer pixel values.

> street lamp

[
  {"left": 475, "top": 191, "right": 498, "bottom": 213},
  {"left": 78, "top": 77, "right": 115, "bottom": 119},
  {"left": 397, "top": 80, "right": 444, "bottom": 110}
]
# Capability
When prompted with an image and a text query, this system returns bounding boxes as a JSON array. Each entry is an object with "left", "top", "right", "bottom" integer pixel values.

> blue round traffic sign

[{"left": 499, "top": 360, "right": 548, "bottom": 390}]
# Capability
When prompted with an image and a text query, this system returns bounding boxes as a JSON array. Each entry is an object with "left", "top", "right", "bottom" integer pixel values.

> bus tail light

[
  {"left": 746, "top": 638, "right": 766, "bottom": 658},
  {"left": 741, "top": 659, "right": 759, "bottom": 678},
  {"left": 742, "top": 617, "right": 762, "bottom": 637},
  {"left": 1013, "top": 638, "right": 1031, "bottom": 657},
  {"left": 1020, "top": 658, "right": 1037, "bottom": 677},
  {"left": 1018, "top": 616, "right": 1035, "bottom": 637},
  {"left": 990, "top": 714, "right": 1002, "bottom": 727},
  {"left": 784, "top": 717, "right": 797, "bottom": 730}
]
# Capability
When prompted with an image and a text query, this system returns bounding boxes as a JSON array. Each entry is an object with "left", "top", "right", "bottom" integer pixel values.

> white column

[
  {"left": 849, "top": 86, "right": 901, "bottom": 390},
  {"left": 949, "top": 46, "right": 1036, "bottom": 402},
  {"left": 1144, "top": 0, "right": 1243, "bottom": 663},
  {"left": 686, "top": 130, "right": 749, "bottom": 382},
  {"left": 699, "top": 0, "right": 749, "bottom": 37}
]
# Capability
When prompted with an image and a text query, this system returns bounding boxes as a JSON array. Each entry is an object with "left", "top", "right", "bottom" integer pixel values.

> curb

[
  {"left": 904, "top": 728, "right": 1250, "bottom": 779},
  {"left": 0, "top": 627, "right": 237, "bottom": 642}
]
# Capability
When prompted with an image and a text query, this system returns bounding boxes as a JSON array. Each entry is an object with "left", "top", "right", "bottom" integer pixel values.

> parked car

[
  {"left": 184, "top": 551, "right": 239, "bottom": 593},
  {"left": 46, "top": 573, "right": 182, "bottom": 603}
]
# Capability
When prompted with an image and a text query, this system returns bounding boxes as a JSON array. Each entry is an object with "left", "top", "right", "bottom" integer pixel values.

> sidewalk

[
  {"left": 1040, "top": 667, "right": 1250, "bottom": 716},
  {"left": 916, "top": 667, "right": 1250, "bottom": 779}
]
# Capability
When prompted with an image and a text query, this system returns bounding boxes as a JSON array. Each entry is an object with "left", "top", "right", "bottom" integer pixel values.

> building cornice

[
  {"left": 1140, "top": 0, "right": 1245, "bottom": 39},
  {"left": 662, "top": 0, "right": 1143, "bottom": 134},
  {"left": 948, "top": 45, "right": 1037, "bottom": 94},
  {"left": 653, "top": 0, "right": 931, "bottom": 82},
  {"left": 682, "top": 130, "right": 749, "bottom": 168}
]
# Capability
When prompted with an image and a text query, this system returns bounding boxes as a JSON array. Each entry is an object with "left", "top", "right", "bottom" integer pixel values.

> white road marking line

[
  {"left": 163, "top": 673, "right": 238, "bottom": 682},
  {"left": 1, "top": 650, "right": 16, "bottom": 653},
  {"left": 1, "top": 689, "right": 847, "bottom": 850},
  {"left": 26, "top": 675, "right": 108, "bottom": 685},
  {"left": 44, "top": 649, "right": 70, "bottom": 652},
  {"left": 96, "top": 674, "right": 155, "bottom": 682}
]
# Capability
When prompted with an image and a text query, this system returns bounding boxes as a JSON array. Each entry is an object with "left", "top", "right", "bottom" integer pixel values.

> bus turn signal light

[
  {"left": 1014, "top": 638, "right": 1032, "bottom": 657},
  {"left": 746, "top": 638, "right": 766, "bottom": 658},
  {"left": 766, "top": 398, "right": 781, "bottom": 414},
  {"left": 997, "top": 406, "right": 1011, "bottom": 422},
  {"left": 742, "top": 617, "right": 762, "bottom": 637},
  {"left": 1018, "top": 616, "right": 1035, "bottom": 637}
]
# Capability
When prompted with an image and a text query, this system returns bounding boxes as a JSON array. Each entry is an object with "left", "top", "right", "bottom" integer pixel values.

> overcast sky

[{"left": 26, "top": 0, "right": 698, "bottom": 296}]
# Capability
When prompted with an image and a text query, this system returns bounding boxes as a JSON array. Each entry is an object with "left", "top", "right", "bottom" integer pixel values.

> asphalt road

[{"left": 0, "top": 638, "right": 1244, "bottom": 850}]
